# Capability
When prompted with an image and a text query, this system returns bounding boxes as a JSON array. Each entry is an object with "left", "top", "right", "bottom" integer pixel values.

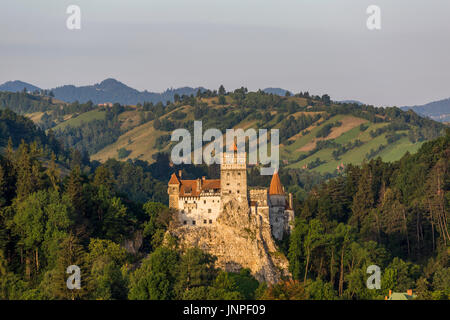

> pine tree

[
  {"left": 350, "top": 164, "right": 375, "bottom": 233},
  {"left": 425, "top": 159, "right": 449, "bottom": 248},
  {"left": 46, "top": 153, "right": 61, "bottom": 192},
  {"left": 93, "top": 166, "right": 114, "bottom": 192},
  {"left": 5, "top": 137, "right": 14, "bottom": 162},
  {"left": 15, "top": 142, "right": 41, "bottom": 199},
  {"left": 380, "top": 188, "right": 410, "bottom": 255},
  {"left": 218, "top": 85, "right": 226, "bottom": 96},
  {"left": 66, "top": 166, "right": 86, "bottom": 217}
]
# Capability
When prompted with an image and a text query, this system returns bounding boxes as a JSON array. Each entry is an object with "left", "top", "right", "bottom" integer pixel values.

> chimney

[
  {"left": 197, "top": 178, "right": 201, "bottom": 191},
  {"left": 178, "top": 170, "right": 182, "bottom": 179},
  {"left": 202, "top": 176, "right": 206, "bottom": 181},
  {"left": 407, "top": 289, "right": 412, "bottom": 296}
]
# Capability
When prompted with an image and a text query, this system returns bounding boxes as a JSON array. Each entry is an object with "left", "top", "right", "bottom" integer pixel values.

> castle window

[
  {"left": 208, "top": 209, "right": 212, "bottom": 213},
  {"left": 237, "top": 190, "right": 240, "bottom": 193},
  {"left": 226, "top": 183, "right": 230, "bottom": 186},
  {"left": 209, "top": 220, "right": 212, "bottom": 224},
  {"left": 192, "top": 220, "right": 196, "bottom": 225},
  {"left": 227, "top": 172, "right": 230, "bottom": 176},
  {"left": 238, "top": 172, "right": 241, "bottom": 176},
  {"left": 203, "top": 219, "right": 207, "bottom": 224},
  {"left": 204, "top": 200, "right": 206, "bottom": 204},
  {"left": 183, "top": 220, "right": 187, "bottom": 225},
  {"left": 229, "top": 190, "right": 232, "bottom": 194}
]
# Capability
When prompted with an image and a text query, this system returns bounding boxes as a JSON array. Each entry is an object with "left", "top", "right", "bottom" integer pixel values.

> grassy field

[
  {"left": 91, "top": 107, "right": 188, "bottom": 162},
  {"left": 91, "top": 119, "right": 162, "bottom": 163},
  {"left": 285, "top": 121, "right": 405, "bottom": 172},
  {"left": 53, "top": 110, "right": 107, "bottom": 130},
  {"left": 25, "top": 112, "right": 45, "bottom": 123},
  {"left": 378, "top": 136, "right": 424, "bottom": 162}
]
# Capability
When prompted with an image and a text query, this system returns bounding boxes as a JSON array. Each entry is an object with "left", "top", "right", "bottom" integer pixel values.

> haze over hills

[
  {"left": 1, "top": 77, "right": 449, "bottom": 131},
  {"left": 51, "top": 79, "right": 209, "bottom": 105},
  {"left": 401, "top": 98, "right": 450, "bottom": 123},
  {"left": 0, "top": 79, "right": 364, "bottom": 107},
  {"left": 0, "top": 78, "right": 208, "bottom": 105},
  {"left": 262, "top": 88, "right": 290, "bottom": 96},
  {"left": 1, "top": 79, "right": 449, "bottom": 124},
  {"left": 0, "top": 80, "right": 41, "bottom": 93}
]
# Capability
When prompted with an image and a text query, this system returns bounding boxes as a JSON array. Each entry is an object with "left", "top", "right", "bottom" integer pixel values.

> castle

[{"left": 167, "top": 143, "right": 294, "bottom": 240}]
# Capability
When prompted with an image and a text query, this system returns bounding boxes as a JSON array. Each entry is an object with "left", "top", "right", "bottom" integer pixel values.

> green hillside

[
  {"left": 53, "top": 110, "right": 107, "bottom": 130},
  {"left": 2, "top": 90, "right": 446, "bottom": 173},
  {"left": 89, "top": 93, "right": 444, "bottom": 173}
]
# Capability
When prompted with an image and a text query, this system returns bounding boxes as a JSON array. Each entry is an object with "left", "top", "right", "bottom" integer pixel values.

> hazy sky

[{"left": 1, "top": 0, "right": 450, "bottom": 106}]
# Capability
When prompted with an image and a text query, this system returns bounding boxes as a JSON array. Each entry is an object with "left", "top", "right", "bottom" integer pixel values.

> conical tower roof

[
  {"left": 269, "top": 171, "right": 284, "bottom": 195},
  {"left": 168, "top": 173, "right": 180, "bottom": 185}
]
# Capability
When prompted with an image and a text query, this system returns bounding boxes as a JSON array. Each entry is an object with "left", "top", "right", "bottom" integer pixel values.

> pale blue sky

[{"left": 1, "top": 0, "right": 449, "bottom": 106}]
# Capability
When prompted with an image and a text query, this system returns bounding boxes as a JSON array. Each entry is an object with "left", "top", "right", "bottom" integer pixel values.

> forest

[{"left": 0, "top": 96, "right": 448, "bottom": 300}]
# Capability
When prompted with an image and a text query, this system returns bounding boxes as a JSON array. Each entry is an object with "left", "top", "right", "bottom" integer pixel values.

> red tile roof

[
  {"left": 179, "top": 179, "right": 221, "bottom": 197},
  {"left": 179, "top": 180, "right": 200, "bottom": 196},
  {"left": 201, "top": 179, "right": 221, "bottom": 191},
  {"left": 168, "top": 173, "right": 180, "bottom": 185}
]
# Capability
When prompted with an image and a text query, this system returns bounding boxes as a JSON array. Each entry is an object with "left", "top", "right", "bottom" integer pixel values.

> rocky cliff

[{"left": 168, "top": 198, "right": 291, "bottom": 284}]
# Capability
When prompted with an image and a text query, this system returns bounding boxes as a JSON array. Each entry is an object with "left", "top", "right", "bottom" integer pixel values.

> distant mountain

[
  {"left": 0, "top": 78, "right": 207, "bottom": 105},
  {"left": 401, "top": 98, "right": 450, "bottom": 123},
  {"left": 0, "top": 80, "right": 41, "bottom": 93},
  {"left": 51, "top": 78, "right": 206, "bottom": 105},
  {"left": 263, "top": 88, "right": 290, "bottom": 96}
]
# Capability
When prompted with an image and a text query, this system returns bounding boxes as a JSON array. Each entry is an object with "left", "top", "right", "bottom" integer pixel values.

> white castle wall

[{"left": 177, "top": 193, "right": 221, "bottom": 226}]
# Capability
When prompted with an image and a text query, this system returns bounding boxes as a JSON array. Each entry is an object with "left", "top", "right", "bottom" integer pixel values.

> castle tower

[
  {"left": 268, "top": 170, "right": 294, "bottom": 240},
  {"left": 168, "top": 172, "right": 180, "bottom": 209},
  {"left": 220, "top": 142, "right": 248, "bottom": 203},
  {"left": 269, "top": 171, "right": 286, "bottom": 207}
]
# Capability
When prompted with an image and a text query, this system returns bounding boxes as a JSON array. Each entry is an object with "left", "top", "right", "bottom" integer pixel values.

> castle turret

[
  {"left": 168, "top": 173, "right": 180, "bottom": 209},
  {"left": 269, "top": 171, "right": 286, "bottom": 207},
  {"left": 269, "top": 171, "right": 284, "bottom": 195},
  {"left": 268, "top": 171, "right": 292, "bottom": 240}
]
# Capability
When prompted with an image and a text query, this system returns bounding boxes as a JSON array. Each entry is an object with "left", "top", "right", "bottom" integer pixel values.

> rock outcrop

[{"left": 168, "top": 198, "right": 290, "bottom": 284}]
